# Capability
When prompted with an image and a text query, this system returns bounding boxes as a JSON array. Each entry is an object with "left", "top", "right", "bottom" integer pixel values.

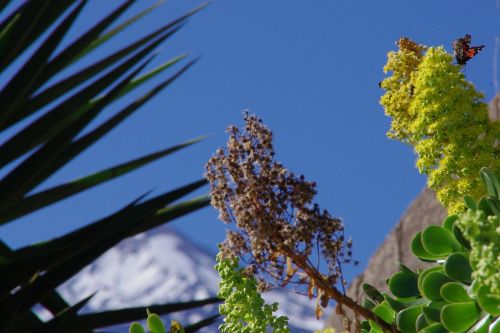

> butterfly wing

[
  {"left": 466, "top": 45, "right": 485, "bottom": 59},
  {"left": 459, "top": 45, "right": 485, "bottom": 65},
  {"left": 452, "top": 34, "right": 484, "bottom": 65},
  {"left": 454, "top": 46, "right": 485, "bottom": 65}
]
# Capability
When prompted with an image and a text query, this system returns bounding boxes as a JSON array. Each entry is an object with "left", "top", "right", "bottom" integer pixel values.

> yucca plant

[{"left": 0, "top": 1, "right": 220, "bottom": 332}]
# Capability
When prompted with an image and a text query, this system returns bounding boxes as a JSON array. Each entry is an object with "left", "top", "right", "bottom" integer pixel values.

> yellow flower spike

[{"left": 380, "top": 38, "right": 500, "bottom": 213}]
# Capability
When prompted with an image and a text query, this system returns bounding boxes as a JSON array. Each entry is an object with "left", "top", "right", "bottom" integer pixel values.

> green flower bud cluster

[
  {"left": 129, "top": 309, "right": 185, "bottom": 333},
  {"left": 380, "top": 39, "right": 500, "bottom": 213},
  {"left": 215, "top": 252, "right": 290, "bottom": 333},
  {"left": 360, "top": 169, "right": 500, "bottom": 333},
  {"left": 456, "top": 168, "right": 500, "bottom": 295}
]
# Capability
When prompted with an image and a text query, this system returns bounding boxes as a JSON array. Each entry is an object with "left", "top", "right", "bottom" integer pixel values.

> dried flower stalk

[{"left": 206, "top": 112, "right": 399, "bottom": 332}]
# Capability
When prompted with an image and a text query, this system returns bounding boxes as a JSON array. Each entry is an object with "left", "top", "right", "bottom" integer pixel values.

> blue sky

[{"left": 1, "top": 0, "right": 498, "bottom": 285}]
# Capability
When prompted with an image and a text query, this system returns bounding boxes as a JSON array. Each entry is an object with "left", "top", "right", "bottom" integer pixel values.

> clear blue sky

[{"left": 1, "top": 0, "right": 498, "bottom": 283}]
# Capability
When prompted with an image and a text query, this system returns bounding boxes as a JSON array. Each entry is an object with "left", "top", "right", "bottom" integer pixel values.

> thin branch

[
  {"left": 336, "top": 258, "right": 347, "bottom": 296},
  {"left": 286, "top": 250, "right": 400, "bottom": 333}
]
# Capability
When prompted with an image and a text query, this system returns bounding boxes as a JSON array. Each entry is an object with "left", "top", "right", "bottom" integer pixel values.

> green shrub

[
  {"left": 361, "top": 169, "right": 499, "bottom": 333},
  {"left": 215, "top": 252, "right": 290, "bottom": 333},
  {"left": 457, "top": 168, "right": 500, "bottom": 296}
]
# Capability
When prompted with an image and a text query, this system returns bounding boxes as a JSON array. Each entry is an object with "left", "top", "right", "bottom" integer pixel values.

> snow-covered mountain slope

[{"left": 57, "top": 225, "right": 325, "bottom": 332}]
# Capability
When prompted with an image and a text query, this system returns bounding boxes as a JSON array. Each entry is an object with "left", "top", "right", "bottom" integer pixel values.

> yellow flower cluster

[{"left": 380, "top": 38, "right": 500, "bottom": 212}]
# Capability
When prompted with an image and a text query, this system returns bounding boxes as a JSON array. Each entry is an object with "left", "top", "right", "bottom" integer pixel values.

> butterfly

[{"left": 452, "top": 34, "right": 485, "bottom": 65}]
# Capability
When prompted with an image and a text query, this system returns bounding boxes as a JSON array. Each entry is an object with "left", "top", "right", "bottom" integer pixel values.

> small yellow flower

[{"left": 380, "top": 38, "right": 500, "bottom": 213}]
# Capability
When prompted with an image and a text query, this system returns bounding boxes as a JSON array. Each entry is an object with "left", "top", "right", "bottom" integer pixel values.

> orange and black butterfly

[{"left": 452, "top": 34, "right": 485, "bottom": 65}]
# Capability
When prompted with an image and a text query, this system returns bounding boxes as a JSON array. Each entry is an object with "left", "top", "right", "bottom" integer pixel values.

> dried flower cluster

[{"left": 206, "top": 112, "right": 355, "bottom": 317}]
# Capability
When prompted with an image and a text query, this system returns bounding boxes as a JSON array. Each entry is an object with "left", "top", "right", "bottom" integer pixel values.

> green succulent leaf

[
  {"left": 411, "top": 231, "right": 443, "bottom": 261},
  {"left": 441, "top": 302, "right": 480, "bottom": 333},
  {"left": 480, "top": 167, "right": 500, "bottom": 199},
  {"left": 362, "top": 283, "right": 385, "bottom": 304},
  {"left": 444, "top": 253, "right": 473, "bottom": 284},
  {"left": 471, "top": 280, "right": 481, "bottom": 295},
  {"left": 452, "top": 224, "right": 471, "bottom": 250},
  {"left": 466, "top": 314, "right": 493, "bottom": 333},
  {"left": 464, "top": 196, "right": 478, "bottom": 210},
  {"left": 383, "top": 293, "right": 408, "bottom": 312},
  {"left": 363, "top": 298, "right": 376, "bottom": 310},
  {"left": 368, "top": 319, "right": 384, "bottom": 333},
  {"left": 442, "top": 215, "right": 459, "bottom": 232},
  {"left": 421, "top": 271, "right": 453, "bottom": 301},
  {"left": 398, "top": 262, "right": 419, "bottom": 277},
  {"left": 389, "top": 271, "right": 420, "bottom": 298},
  {"left": 484, "top": 196, "right": 500, "bottom": 218},
  {"left": 396, "top": 304, "right": 423, "bottom": 333},
  {"left": 130, "top": 322, "right": 146, "bottom": 333},
  {"left": 478, "top": 197, "right": 494, "bottom": 216},
  {"left": 418, "top": 266, "right": 444, "bottom": 297},
  {"left": 416, "top": 313, "right": 430, "bottom": 331},
  {"left": 360, "top": 320, "right": 371, "bottom": 331},
  {"left": 422, "top": 226, "right": 460, "bottom": 257},
  {"left": 420, "top": 323, "right": 448, "bottom": 333},
  {"left": 440, "top": 282, "right": 472, "bottom": 303},
  {"left": 147, "top": 311, "right": 166, "bottom": 333},
  {"left": 477, "top": 286, "right": 500, "bottom": 316},
  {"left": 372, "top": 302, "right": 396, "bottom": 324},
  {"left": 423, "top": 301, "right": 446, "bottom": 323}
]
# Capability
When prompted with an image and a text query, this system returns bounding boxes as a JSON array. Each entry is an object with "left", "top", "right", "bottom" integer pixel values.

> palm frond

[{"left": 0, "top": 1, "right": 214, "bottom": 332}]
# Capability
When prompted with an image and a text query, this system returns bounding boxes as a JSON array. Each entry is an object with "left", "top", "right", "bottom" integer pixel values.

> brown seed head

[{"left": 206, "top": 112, "right": 353, "bottom": 303}]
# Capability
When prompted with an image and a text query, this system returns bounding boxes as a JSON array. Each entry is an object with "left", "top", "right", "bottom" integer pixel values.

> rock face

[
  {"left": 489, "top": 93, "right": 500, "bottom": 121},
  {"left": 325, "top": 188, "right": 446, "bottom": 331},
  {"left": 326, "top": 93, "right": 500, "bottom": 331}
]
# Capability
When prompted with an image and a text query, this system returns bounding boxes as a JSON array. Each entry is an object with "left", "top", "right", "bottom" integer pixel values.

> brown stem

[{"left": 287, "top": 252, "right": 400, "bottom": 333}]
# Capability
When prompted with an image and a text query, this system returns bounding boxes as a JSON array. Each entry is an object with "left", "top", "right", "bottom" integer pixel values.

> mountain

[{"left": 51, "top": 224, "right": 324, "bottom": 332}]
